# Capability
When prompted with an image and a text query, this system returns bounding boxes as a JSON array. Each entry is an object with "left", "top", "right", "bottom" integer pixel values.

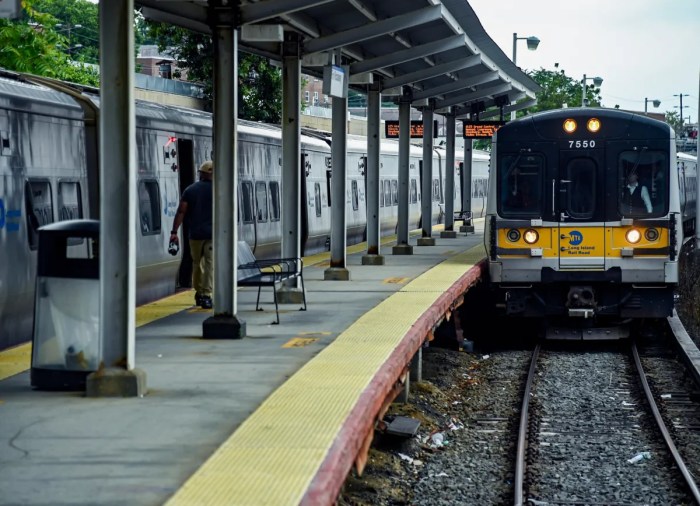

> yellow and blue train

[{"left": 485, "top": 108, "right": 697, "bottom": 338}]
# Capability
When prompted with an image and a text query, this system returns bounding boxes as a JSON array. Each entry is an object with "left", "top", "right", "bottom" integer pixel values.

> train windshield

[
  {"left": 499, "top": 153, "right": 544, "bottom": 217},
  {"left": 618, "top": 150, "right": 668, "bottom": 218},
  {"left": 565, "top": 158, "right": 596, "bottom": 219}
]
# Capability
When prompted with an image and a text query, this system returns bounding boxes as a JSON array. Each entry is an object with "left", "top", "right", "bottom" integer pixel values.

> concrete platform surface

[{"left": 0, "top": 227, "right": 486, "bottom": 506}]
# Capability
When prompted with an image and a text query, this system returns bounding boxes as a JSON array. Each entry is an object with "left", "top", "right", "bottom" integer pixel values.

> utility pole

[{"left": 674, "top": 93, "right": 689, "bottom": 130}]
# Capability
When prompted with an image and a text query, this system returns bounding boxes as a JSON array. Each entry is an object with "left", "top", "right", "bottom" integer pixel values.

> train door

[
  {"left": 557, "top": 148, "right": 605, "bottom": 269},
  {"left": 176, "top": 139, "right": 195, "bottom": 288}
]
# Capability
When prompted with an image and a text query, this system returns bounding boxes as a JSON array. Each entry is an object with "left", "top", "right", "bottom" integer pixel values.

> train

[
  {"left": 485, "top": 107, "right": 697, "bottom": 338},
  {"left": 0, "top": 69, "right": 490, "bottom": 350}
]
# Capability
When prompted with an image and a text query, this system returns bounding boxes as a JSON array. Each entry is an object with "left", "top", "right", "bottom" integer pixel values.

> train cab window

[
  {"left": 269, "top": 181, "right": 280, "bottom": 222},
  {"left": 25, "top": 180, "right": 54, "bottom": 250},
  {"left": 351, "top": 180, "right": 359, "bottom": 211},
  {"left": 384, "top": 180, "right": 391, "bottom": 207},
  {"left": 241, "top": 180, "right": 254, "bottom": 223},
  {"left": 566, "top": 159, "right": 596, "bottom": 219},
  {"left": 255, "top": 181, "right": 268, "bottom": 222},
  {"left": 410, "top": 179, "right": 418, "bottom": 204},
  {"left": 58, "top": 182, "right": 83, "bottom": 221},
  {"left": 618, "top": 150, "right": 667, "bottom": 218},
  {"left": 314, "top": 183, "right": 322, "bottom": 217},
  {"left": 391, "top": 180, "right": 398, "bottom": 206},
  {"left": 499, "top": 154, "right": 544, "bottom": 217},
  {"left": 138, "top": 180, "right": 162, "bottom": 235}
]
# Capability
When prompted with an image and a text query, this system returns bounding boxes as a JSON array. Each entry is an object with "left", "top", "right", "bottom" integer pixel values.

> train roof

[{"left": 0, "top": 70, "right": 85, "bottom": 120}]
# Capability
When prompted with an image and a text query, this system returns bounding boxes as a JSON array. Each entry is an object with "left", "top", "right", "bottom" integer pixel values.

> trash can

[{"left": 31, "top": 220, "right": 100, "bottom": 390}]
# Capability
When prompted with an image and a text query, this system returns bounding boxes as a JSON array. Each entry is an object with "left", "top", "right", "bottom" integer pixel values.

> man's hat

[{"left": 199, "top": 160, "right": 213, "bottom": 174}]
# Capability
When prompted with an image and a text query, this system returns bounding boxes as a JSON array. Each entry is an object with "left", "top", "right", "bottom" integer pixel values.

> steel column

[
  {"left": 418, "top": 105, "right": 435, "bottom": 245},
  {"left": 392, "top": 94, "right": 413, "bottom": 255},
  {"left": 362, "top": 82, "right": 384, "bottom": 265},
  {"left": 460, "top": 137, "right": 474, "bottom": 233},
  {"left": 441, "top": 114, "right": 457, "bottom": 237}
]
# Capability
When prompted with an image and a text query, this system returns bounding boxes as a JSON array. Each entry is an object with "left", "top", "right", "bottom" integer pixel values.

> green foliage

[
  {"left": 31, "top": 0, "right": 98, "bottom": 64},
  {"left": 0, "top": 1, "right": 98, "bottom": 86},
  {"left": 664, "top": 110, "right": 682, "bottom": 134},
  {"left": 522, "top": 67, "right": 602, "bottom": 117},
  {"left": 144, "top": 21, "right": 283, "bottom": 121}
]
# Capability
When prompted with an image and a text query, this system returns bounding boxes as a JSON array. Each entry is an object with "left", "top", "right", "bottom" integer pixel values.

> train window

[
  {"left": 269, "top": 182, "right": 280, "bottom": 222},
  {"left": 391, "top": 180, "right": 398, "bottom": 206},
  {"left": 138, "top": 180, "right": 162, "bottom": 235},
  {"left": 351, "top": 180, "right": 359, "bottom": 211},
  {"left": 410, "top": 179, "right": 418, "bottom": 203},
  {"left": 255, "top": 182, "right": 268, "bottom": 222},
  {"left": 58, "top": 182, "right": 83, "bottom": 221},
  {"left": 241, "top": 181, "right": 254, "bottom": 224},
  {"left": 432, "top": 179, "right": 440, "bottom": 202},
  {"left": 25, "top": 180, "right": 54, "bottom": 250},
  {"left": 566, "top": 159, "right": 596, "bottom": 219},
  {"left": 618, "top": 150, "right": 668, "bottom": 217},
  {"left": 379, "top": 179, "right": 385, "bottom": 207},
  {"left": 314, "top": 183, "right": 322, "bottom": 217},
  {"left": 499, "top": 154, "right": 544, "bottom": 217},
  {"left": 384, "top": 180, "right": 391, "bottom": 207}
]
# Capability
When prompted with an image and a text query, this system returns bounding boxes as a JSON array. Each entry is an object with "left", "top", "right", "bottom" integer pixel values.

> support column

[
  {"left": 202, "top": 13, "right": 245, "bottom": 339},
  {"left": 460, "top": 136, "right": 475, "bottom": 234},
  {"left": 441, "top": 113, "right": 457, "bottom": 238},
  {"left": 392, "top": 90, "right": 413, "bottom": 255},
  {"left": 362, "top": 82, "right": 384, "bottom": 266},
  {"left": 418, "top": 103, "right": 435, "bottom": 246},
  {"left": 324, "top": 53, "right": 350, "bottom": 281},
  {"left": 278, "top": 32, "right": 304, "bottom": 302},
  {"left": 88, "top": 0, "right": 145, "bottom": 397}
]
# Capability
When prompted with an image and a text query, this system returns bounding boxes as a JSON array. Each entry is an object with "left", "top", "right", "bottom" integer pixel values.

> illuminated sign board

[
  {"left": 462, "top": 121, "right": 505, "bottom": 139},
  {"left": 385, "top": 120, "right": 438, "bottom": 139}
]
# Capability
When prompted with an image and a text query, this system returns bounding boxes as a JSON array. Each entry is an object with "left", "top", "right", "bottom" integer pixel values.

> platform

[{"left": 0, "top": 225, "right": 486, "bottom": 506}]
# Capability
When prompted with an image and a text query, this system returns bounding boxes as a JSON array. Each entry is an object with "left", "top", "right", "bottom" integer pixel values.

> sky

[{"left": 468, "top": 0, "right": 699, "bottom": 124}]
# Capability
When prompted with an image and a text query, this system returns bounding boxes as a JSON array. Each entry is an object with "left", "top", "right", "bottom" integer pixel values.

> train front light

[
  {"left": 523, "top": 229, "right": 539, "bottom": 244},
  {"left": 587, "top": 118, "right": 601, "bottom": 133},
  {"left": 645, "top": 228, "right": 659, "bottom": 241},
  {"left": 626, "top": 228, "right": 642, "bottom": 244},
  {"left": 507, "top": 229, "right": 521, "bottom": 242},
  {"left": 563, "top": 119, "right": 577, "bottom": 133}
]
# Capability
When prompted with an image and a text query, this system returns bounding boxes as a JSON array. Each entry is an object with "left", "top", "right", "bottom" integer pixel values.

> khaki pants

[{"left": 189, "top": 239, "right": 213, "bottom": 297}]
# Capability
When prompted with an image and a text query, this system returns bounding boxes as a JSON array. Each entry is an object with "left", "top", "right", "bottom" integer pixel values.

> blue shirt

[{"left": 181, "top": 180, "right": 212, "bottom": 240}]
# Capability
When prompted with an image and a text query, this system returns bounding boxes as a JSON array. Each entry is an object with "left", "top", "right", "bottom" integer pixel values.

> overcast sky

[{"left": 468, "top": 0, "right": 699, "bottom": 123}]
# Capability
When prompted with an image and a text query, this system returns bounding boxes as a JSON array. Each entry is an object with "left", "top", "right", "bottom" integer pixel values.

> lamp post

[
  {"left": 55, "top": 23, "right": 82, "bottom": 53},
  {"left": 581, "top": 74, "right": 603, "bottom": 107},
  {"left": 511, "top": 33, "right": 540, "bottom": 120},
  {"left": 644, "top": 97, "right": 661, "bottom": 114}
]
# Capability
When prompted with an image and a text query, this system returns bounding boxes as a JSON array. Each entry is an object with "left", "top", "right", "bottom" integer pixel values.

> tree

[
  {"left": 31, "top": 0, "right": 98, "bottom": 65},
  {"left": 0, "top": 1, "right": 99, "bottom": 86},
  {"left": 524, "top": 66, "right": 602, "bottom": 115},
  {"left": 664, "top": 110, "right": 682, "bottom": 134},
  {"left": 145, "top": 21, "right": 282, "bottom": 121}
]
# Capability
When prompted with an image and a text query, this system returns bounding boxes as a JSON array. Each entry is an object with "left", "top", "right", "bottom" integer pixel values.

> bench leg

[
  {"left": 272, "top": 285, "right": 280, "bottom": 325},
  {"left": 256, "top": 286, "right": 263, "bottom": 311},
  {"left": 299, "top": 274, "right": 307, "bottom": 312}
]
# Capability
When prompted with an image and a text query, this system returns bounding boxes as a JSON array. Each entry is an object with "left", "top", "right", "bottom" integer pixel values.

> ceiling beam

[
  {"left": 349, "top": 34, "right": 466, "bottom": 75},
  {"left": 239, "top": 0, "right": 337, "bottom": 25},
  {"left": 303, "top": 4, "right": 442, "bottom": 54},
  {"left": 434, "top": 82, "right": 512, "bottom": 110},
  {"left": 380, "top": 54, "right": 481, "bottom": 90},
  {"left": 411, "top": 70, "right": 498, "bottom": 102},
  {"left": 138, "top": 2, "right": 210, "bottom": 34}
]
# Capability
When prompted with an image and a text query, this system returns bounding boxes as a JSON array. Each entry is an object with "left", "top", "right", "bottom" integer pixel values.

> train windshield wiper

[{"left": 627, "top": 146, "right": 648, "bottom": 178}]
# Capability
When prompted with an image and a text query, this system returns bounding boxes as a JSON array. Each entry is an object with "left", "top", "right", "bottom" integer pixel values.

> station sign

[
  {"left": 462, "top": 121, "right": 505, "bottom": 139},
  {"left": 385, "top": 120, "right": 438, "bottom": 139}
]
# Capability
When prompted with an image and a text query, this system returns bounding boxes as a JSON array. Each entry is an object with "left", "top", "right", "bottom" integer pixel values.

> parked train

[
  {"left": 485, "top": 107, "right": 697, "bottom": 338},
  {"left": 0, "top": 70, "right": 490, "bottom": 350}
]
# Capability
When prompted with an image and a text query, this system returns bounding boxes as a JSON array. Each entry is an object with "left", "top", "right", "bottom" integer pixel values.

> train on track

[
  {"left": 0, "top": 70, "right": 489, "bottom": 350},
  {"left": 485, "top": 107, "right": 697, "bottom": 338}
]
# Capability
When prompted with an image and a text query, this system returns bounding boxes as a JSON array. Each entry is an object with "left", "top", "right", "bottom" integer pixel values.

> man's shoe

[
  {"left": 200, "top": 296, "right": 213, "bottom": 309},
  {"left": 195, "top": 293, "right": 203, "bottom": 306}
]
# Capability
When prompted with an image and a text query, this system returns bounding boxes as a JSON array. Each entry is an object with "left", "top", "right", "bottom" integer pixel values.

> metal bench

[{"left": 236, "top": 241, "right": 307, "bottom": 324}]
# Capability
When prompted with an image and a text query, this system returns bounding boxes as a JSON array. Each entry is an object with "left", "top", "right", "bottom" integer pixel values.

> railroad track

[{"left": 515, "top": 340, "right": 700, "bottom": 505}]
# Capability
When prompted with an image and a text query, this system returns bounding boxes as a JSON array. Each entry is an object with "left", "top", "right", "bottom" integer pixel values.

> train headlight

[
  {"left": 507, "top": 229, "right": 521, "bottom": 242},
  {"left": 626, "top": 228, "right": 642, "bottom": 244},
  {"left": 523, "top": 229, "right": 539, "bottom": 244},
  {"left": 645, "top": 228, "right": 659, "bottom": 241},
  {"left": 563, "top": 119, "right": 577, "bottom": 133},
  {"left": 587, "top": 118, "right": 601, "bottom": 133}
]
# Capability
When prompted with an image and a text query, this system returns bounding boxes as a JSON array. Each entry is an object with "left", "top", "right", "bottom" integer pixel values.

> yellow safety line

[{"left": 166, "top": 244, "right": 485, "bottom": 506}]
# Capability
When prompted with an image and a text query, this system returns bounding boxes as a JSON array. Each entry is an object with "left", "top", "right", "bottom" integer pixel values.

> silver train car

[
  {"left": 0, "top": 71, "right": 489, "bottom": 350},
  {"left": 485, "top": 107, "right": 697, "bottom": 338}
]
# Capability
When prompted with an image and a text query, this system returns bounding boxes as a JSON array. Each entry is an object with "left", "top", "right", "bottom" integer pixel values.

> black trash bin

[{"left": 31, "top": 220, "right": 100, "bottom": 390}]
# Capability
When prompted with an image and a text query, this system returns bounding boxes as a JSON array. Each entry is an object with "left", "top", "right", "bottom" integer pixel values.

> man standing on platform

[{"left": 170, "top": 160, "right": 214, "bottom": 309}]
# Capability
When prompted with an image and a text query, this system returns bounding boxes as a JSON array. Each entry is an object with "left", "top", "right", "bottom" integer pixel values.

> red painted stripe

[{"left": 301, "top": 259, "right": 486, "bottom": 505}]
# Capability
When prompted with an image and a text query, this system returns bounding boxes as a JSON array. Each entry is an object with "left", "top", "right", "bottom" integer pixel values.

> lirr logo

[{"left": 568, "top": 230, "right": 583, "bottom": 245}]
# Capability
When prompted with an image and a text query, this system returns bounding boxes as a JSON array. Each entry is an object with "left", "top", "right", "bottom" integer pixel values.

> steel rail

[
  {"left": 514, "top": 344, "right": 540, "bottom": 506},
  {"left": 631, "top": 342, "right": 700, "bottom": 504}
]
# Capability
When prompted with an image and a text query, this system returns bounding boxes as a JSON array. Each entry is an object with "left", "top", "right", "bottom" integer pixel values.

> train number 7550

[{"left": 568, "top": 140, "right": 596, "bottom": 148}]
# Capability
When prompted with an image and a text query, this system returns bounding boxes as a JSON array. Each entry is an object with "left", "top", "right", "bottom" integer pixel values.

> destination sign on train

[
  {"left": 462, "top": 121, "right": 505, "bottom": 139},
  {"left": 385, "top": 120, "right": 438, "bottom": 139}
]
